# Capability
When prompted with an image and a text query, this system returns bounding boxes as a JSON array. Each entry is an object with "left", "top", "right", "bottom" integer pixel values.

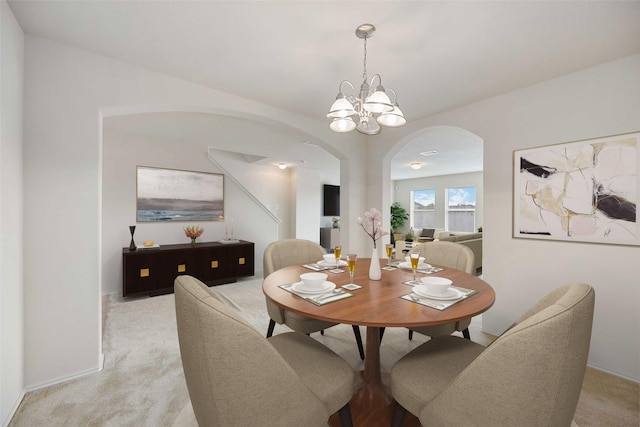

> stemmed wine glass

[
  {"left": 409, "top": 252, "right": 421, "bottom": 285},
  {"left": 347, "top": 254, "right": 357, "bottom": 285},
  {"left": 385, "top": 244, "right": 394, "bottom": 267},
  {"left": 333, "top": 245, "right": 342, "bottom": 271}
]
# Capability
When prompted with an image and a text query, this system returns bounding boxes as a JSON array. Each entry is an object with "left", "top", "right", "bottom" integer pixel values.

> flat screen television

[{"left": 323, "top": 185, "right": 340, "bottom": 216}]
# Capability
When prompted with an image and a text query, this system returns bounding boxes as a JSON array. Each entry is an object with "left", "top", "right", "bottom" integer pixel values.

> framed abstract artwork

[
  {"left": 136, "top": 166, "right": 224, "bottom": 222},
  {"left": 513, "top": 131, "right": 639, "bottom": 246}
]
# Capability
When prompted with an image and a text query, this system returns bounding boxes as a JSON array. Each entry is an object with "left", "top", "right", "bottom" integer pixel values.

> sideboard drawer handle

[
  {"left": 239, "top": 257, "right": 245, "bottom": 265},
  {"left": 140, "top": 268, "right": 150, "bottom": 278},
  {"left": 177, "top": 264, "right": 186, "bottom": 273},
  {"left": 211, "top": 260, "right": 218, "bottom": 268}
]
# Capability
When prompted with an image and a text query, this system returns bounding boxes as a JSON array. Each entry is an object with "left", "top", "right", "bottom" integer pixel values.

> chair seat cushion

[
  {"left": 391, "top": 335, "right": 484, "bottom": 416},
  {"left": 269, "top": 332, "right": 355, "bottom": 414},
  {"left": 282, "top": 311, "right": 338, "bottom": 335},
  {"left": 411, "top": 318, "right": 472, "bottom": 337}
]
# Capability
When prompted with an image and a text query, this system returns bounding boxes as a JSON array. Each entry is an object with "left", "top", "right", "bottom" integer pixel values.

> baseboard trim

[
  {"left": 25, "top": 362, "right": 103, "bottom": 393},
  {"left": 585, "top": 363, "right": 639, "bottom": 383},
  {"left": 2, "top": 389, "right": 25, "bottom": 427}
]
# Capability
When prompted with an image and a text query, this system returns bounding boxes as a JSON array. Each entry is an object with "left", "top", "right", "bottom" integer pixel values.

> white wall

[
  {"left": 22, "top": 34, "right": 367, "bottom": 389},
  {"left": 374, "top": 54, "right": 640, "bottom": 381},
  {"left": 0, "top": 1, "right": 25, "bottom": 423},
  {"left": 292, "top": 168, "right": 322, "bottom": 243},
  {"left": 393, "top": 171, "right": 483, "bottom": 235}
]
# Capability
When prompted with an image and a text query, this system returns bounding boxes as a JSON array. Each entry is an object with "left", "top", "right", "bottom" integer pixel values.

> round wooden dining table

[{"left": 262, "top": 257, "right": 495, "bottom": 427}]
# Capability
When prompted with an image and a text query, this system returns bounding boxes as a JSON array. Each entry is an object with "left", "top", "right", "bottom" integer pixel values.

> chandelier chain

[{"left": 362, "top": 35, "right": 368, "bottom": 83}]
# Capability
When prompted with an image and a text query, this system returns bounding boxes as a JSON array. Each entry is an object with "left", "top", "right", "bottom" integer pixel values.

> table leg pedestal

[{"left": 328, "top": 326, "right": 420, "bottom": 427}]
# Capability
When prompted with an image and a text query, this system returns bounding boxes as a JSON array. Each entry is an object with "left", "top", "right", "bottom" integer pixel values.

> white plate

[
  {"left": 413, "top": 285, "right": 462, "bottom": 300},
  {"left": 291, "top": 281, "right": 336, "bottom": 294},
  {"left": 318, "top": 259, "right": 348, "bottom": 267},
  {"left": 399, "top": 262, "right": 432, "bottom": 270}
]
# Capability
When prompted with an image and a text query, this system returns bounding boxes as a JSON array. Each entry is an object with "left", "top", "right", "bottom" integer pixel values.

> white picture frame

[{"left": 513, "top": 131, "right": 639, "bottom": 246}]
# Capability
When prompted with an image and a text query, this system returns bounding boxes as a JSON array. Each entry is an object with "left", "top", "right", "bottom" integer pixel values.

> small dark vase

[{"left": 129, "top": 225, "right": 137, "bottom": 250}]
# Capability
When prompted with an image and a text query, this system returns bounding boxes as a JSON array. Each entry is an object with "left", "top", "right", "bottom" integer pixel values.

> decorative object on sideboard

[
  {"left": 184, "top": 225, "right": 204, "bottom": 246},
  {"left": 136, "top": 166, "right": 224, "bottom": 222},
  {"left": 327, "top": 23, "right": 406, "bottom": 135},
  {"left": 225, "top": 219, "right": 234, "bottom": 240},
  {"left": 219, "top": 219, "right": 240, "bottom": 244},
  {"left": 129, "top": 225, "right": 136, "bottom": 250},
  {"left": 332, "top": 217, "right": 340, "bottom": 228}
]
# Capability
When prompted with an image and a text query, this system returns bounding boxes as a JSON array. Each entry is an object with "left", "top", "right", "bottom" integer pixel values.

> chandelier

[{"left": 327, "top": 23, "right": 406, "bottom": 135}]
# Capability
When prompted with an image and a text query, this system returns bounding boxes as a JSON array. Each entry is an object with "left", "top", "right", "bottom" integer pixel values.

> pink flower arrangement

[
  {"left": 357, "top": 208, "right": 388, "bottom": 248},
  {"left": 184, "top": 225, "right": 204, "bottom": 239}
]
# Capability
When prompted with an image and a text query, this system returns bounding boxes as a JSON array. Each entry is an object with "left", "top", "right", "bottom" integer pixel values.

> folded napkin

[
  {"left": 302, "top": 264, "right": 333, "bottom": 271},
  {"left": 401, "top": 286, "right": 477, "bottom": 311},
  {"left": 405, "top": 266, "right": 444, "bottom": 274},
  {"left": 391, "top": 262, "right": 443, "bottom": 274},
  {"left": 304, "top": 291, "right": 352, "bottom": 306},
  {"left": 421, "top": 267, "right": 444, "bottom": 274},
  {"left": 279, "top": 284, "right": 353, "bottom": 306}
]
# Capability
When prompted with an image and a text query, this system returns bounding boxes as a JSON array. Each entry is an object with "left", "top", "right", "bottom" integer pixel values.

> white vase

[{"left": 369, "top": 247, "right": 382, "bottom": 280}]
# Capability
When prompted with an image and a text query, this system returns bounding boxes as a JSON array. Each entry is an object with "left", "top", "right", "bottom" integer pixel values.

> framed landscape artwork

[
  {"left": 136, "top": 166, "right": 224, "bottom": 222},
  {"left": 513, "top": 131, "right": 639, "bottom": 246}
]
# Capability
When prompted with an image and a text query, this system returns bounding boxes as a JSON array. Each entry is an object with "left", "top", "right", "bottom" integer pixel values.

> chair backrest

[
  {"left": 174, "top": 275, "right": 327, "bottom": 426},
  {"left": 263, "top": 239, "right": 326, "bottom": 278},
  {"left": 420, "top": 228, "right": 435, "bottom": 238},
  {"left": 422, "top": 283, "right": 595, "bottom": 426},
  {"left": 410, "top": 241, "right": 475, "bottom": 274}
]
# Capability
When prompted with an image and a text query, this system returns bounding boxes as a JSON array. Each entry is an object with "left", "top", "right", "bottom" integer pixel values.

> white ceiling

[{"left": 9, "top": 1, "right": 640, "bottom": 180}]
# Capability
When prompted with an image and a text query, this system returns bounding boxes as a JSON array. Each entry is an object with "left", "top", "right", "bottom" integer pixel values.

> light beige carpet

[{"left": 9, "top": 276, "right": 639, "bottom": 426}]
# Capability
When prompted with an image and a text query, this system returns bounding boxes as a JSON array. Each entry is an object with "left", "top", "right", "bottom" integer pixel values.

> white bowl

[
  {"left": 323, "top": 253, "right": 337, "bottom": 263},
  {"left": 420, "top": 277, "right": 452, "bottom": 296},
  {"left": 405, "top": 255, "right": 426, "bottom": 265},
  {"left": 300, "top": 272, "right": 328, "bottom": 289}
]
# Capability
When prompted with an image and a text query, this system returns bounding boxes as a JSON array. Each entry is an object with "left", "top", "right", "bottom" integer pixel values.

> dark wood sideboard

[{"left": 122, "top": 240, "right": 255, "bottom": 297}]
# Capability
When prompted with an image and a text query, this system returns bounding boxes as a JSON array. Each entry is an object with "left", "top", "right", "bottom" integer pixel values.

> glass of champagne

[
  {"left": 385, "top": 244, "right": 394, "bottom": 267},
  {"left": 347, "top": 254, "right": 357, "bottom": 284},
  {"left": 333, "top": 246, "right": 342, "bottom": 270},
  {"left": 409, "top": 252, "right": 420, "bottom": 285}
]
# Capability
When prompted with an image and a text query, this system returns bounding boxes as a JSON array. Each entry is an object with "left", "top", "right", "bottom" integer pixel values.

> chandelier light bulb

[
  {"left": 363, "top": 86, "right": 393, "bottom": 113},
  {"left": 377, "top": 105, "right": 406, "bottom": 127},
  {"left": 327, "top": 95, "right": 356, "bottom": 118},
  {"left": 329, "top": 117, "right": 356, "bottom": 133}
]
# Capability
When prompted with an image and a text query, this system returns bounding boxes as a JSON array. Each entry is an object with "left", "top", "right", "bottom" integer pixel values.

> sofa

[
  {"left": 435, "top": 231, "right": 482, "bottom": 272},
  {"left": 395, "top": 230, "right": 482, "bottom": 273}
]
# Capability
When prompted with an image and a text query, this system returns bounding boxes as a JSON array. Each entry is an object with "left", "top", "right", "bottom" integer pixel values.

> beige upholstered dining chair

[
  {"left": 407, "top": 241, "right": 475, "bottom": 340},
  {"left": 390, "top": 283, "right": 595, "bottom": 427},
  {"left": 175, "top": 275, "right": 355, "bottom": 427},
  {"left": 264, "top": 239, "right": 365, "bottom": 360}
]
